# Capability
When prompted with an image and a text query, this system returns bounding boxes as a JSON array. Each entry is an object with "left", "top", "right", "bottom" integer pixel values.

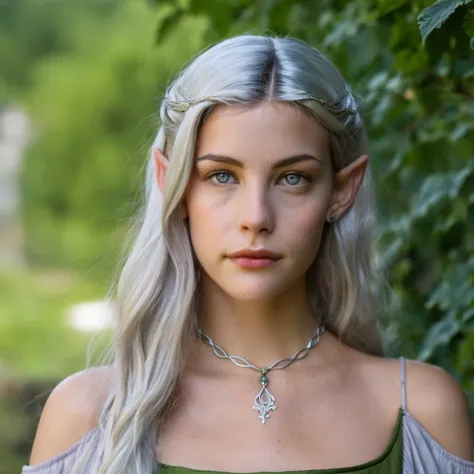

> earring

[{"left": 330, "top": 215, "right": 336, "bottom": 224}]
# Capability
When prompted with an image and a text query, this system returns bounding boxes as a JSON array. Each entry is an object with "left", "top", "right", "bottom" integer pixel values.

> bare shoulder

[
  {"left": 29, "top": 365, "right": 116, "bottom": 466},
  {"left": 403, "top": 358, "right": 474, "bottom": 461},
  {"left": 359, "top": 355, "right": 474, "bottom": 461}
]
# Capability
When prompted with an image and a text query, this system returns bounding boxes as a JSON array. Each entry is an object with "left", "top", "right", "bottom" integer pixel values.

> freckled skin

[{"left": 185, "top": 102, "right": 335, "bottom": 302}]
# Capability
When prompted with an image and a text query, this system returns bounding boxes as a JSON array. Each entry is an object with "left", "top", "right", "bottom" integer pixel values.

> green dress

[{"left": 159, "top": 408, "right": 403, "bottom": 474}]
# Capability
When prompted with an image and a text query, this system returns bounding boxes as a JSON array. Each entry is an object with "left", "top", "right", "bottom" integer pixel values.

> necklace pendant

[{"left": 252, "top": 381, "right": 276, "bottom": 424}]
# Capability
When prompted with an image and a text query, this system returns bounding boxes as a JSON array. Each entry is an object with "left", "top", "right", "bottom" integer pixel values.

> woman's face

[{"left": 185, "top": 101, "right": 335, "bottom": 301}]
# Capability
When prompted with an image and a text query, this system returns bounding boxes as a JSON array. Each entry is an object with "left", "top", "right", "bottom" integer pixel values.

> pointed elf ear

[
  {"left": 153, "top": 147, "right": 169, "bottom": 193},
  {"left": 152, "top": 147, "right": 188, "bottom": 218},
  {"left": 326, "top": 154, "right": 368, "bottom": 222}
]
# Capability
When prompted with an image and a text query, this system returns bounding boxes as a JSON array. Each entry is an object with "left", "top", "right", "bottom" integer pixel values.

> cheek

[
  {"left": 185, "top": 187, "right": 229, "bottom": 246},
  {"left": 284, "top": 199, "right": 329, "bottom": 256}
]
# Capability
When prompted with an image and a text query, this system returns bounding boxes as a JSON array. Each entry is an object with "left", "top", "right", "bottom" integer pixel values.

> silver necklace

[{"left": 198, "top": 323, "right": 325, "bottom": 424}]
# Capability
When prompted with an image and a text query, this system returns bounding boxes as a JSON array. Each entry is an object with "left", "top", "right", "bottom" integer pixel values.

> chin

[
  {"left": 218, "top": 277, "right": 292, "bottom": 301},
  {"left": 225, "top": 289, "right": 286, "bottom": 301}
]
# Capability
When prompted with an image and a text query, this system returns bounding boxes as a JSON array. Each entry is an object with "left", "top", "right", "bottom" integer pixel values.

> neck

[{"left": 192, "top": 275, "right": 323, "bottom": 369}]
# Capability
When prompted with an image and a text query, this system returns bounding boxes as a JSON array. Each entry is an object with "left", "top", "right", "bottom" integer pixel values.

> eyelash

[{"left": 205, "top": 170, "right": 314, "bottom": 187}]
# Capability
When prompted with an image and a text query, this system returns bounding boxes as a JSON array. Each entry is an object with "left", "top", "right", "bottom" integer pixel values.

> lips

[{"left": 227, "top": 249, "right": 282, "bottom": 260}]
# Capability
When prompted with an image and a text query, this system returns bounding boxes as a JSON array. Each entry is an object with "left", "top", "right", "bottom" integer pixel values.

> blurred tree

[
  {"left": 19, "top": 1, "right": 209, "bottom": 279},
  {"left": 0, "top": 0, "right": 121, "bottom": 100}
]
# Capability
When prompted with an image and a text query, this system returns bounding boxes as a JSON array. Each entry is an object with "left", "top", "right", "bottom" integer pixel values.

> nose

[{"left": 237, "top": 182, "right": 275, "bottom": 235}]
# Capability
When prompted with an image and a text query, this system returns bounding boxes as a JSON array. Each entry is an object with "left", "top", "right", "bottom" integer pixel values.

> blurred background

[{"left": 0, "top": 0, "right": 473, "bottom": 471}]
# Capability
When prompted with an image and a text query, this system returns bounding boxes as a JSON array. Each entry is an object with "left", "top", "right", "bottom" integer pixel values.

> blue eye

[
  {"left": 208, "top": 171, "right": 235, "bottom": 184},
  {"left": 284, "top": 173, "right": 302, "bottom": 185},
  {"left": 281, "top": 172, "right": 309, "bottom": 186}
]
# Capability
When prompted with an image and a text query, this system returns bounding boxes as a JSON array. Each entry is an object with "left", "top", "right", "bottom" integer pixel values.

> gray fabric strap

[{"left": 400, "top": 356, "right": 407, "bottom": 411}]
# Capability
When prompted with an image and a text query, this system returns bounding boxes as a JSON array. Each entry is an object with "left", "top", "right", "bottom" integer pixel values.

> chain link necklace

[{"left": 198, "top": 323, "right": 325, "bottom": 424}]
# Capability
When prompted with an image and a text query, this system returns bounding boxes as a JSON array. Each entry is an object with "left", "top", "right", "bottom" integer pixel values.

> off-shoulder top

[{"left": 21, "top": 358, "right": 474, "bottom": 473}]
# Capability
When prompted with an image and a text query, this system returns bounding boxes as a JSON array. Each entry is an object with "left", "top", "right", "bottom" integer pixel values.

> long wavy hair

[{"left": 73, "top": 34, "right": 386, "bottom": 474}]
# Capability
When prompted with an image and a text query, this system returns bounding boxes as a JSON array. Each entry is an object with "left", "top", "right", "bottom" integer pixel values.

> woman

[{"left": 23, "top": 34, "right": 474, "bottom": 474}]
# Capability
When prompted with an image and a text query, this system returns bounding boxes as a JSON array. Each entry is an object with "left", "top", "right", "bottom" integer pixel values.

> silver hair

[{"left": 74, "top": 34, "right": 388, "bottom": 474}]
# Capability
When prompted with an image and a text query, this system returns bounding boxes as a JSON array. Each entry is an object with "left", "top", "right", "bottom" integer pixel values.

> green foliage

[
  {"left": 0, "top": 269, "right": 109, "bottom": 379},
  {"left": 19, "top": 1, "right": 209, "bottom": 278},
  {"left": 0, "top": 0, "right": 121, "bottom": 101},
  {"left": 418, "top": 0, "right": 472, "bottom": 43}
]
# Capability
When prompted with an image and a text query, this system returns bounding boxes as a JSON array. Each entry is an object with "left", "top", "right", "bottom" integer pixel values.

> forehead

[{"left": 195, "top": 102, "right": 330, "bottom": 164}]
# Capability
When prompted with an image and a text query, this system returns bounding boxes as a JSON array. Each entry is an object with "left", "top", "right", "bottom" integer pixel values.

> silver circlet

[{"left": 164, "top": 89, "right": 357, "bottom": 115}]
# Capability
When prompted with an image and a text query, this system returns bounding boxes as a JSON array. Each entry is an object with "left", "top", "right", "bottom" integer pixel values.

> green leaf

[
  {"left": 411, "top": 167, "right": 473, "bottom": 219},
  {"left": 462, "top": 308, "right": 474, "bottom": 324},
  {"left": 426, "top": 258, "right": 474, "bottom": 310},
  {"left": 418, "top": 312, "right": 460, "bottom": 360},
  {"left": 450, "top": 122, "right": 473, "bottom": 141},
  {"left": 418, "top": 0, "right": 471, "bottom": 44}
]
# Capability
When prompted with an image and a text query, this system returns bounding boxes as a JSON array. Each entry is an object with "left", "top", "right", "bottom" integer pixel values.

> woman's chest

[{"left": 156, "top": 377, "right": 399, "bottom": 472}]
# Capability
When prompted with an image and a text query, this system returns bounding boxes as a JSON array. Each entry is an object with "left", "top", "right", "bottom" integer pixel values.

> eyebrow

[{"left": 195, "top": 153, "right": 323, "bottom": 168}]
